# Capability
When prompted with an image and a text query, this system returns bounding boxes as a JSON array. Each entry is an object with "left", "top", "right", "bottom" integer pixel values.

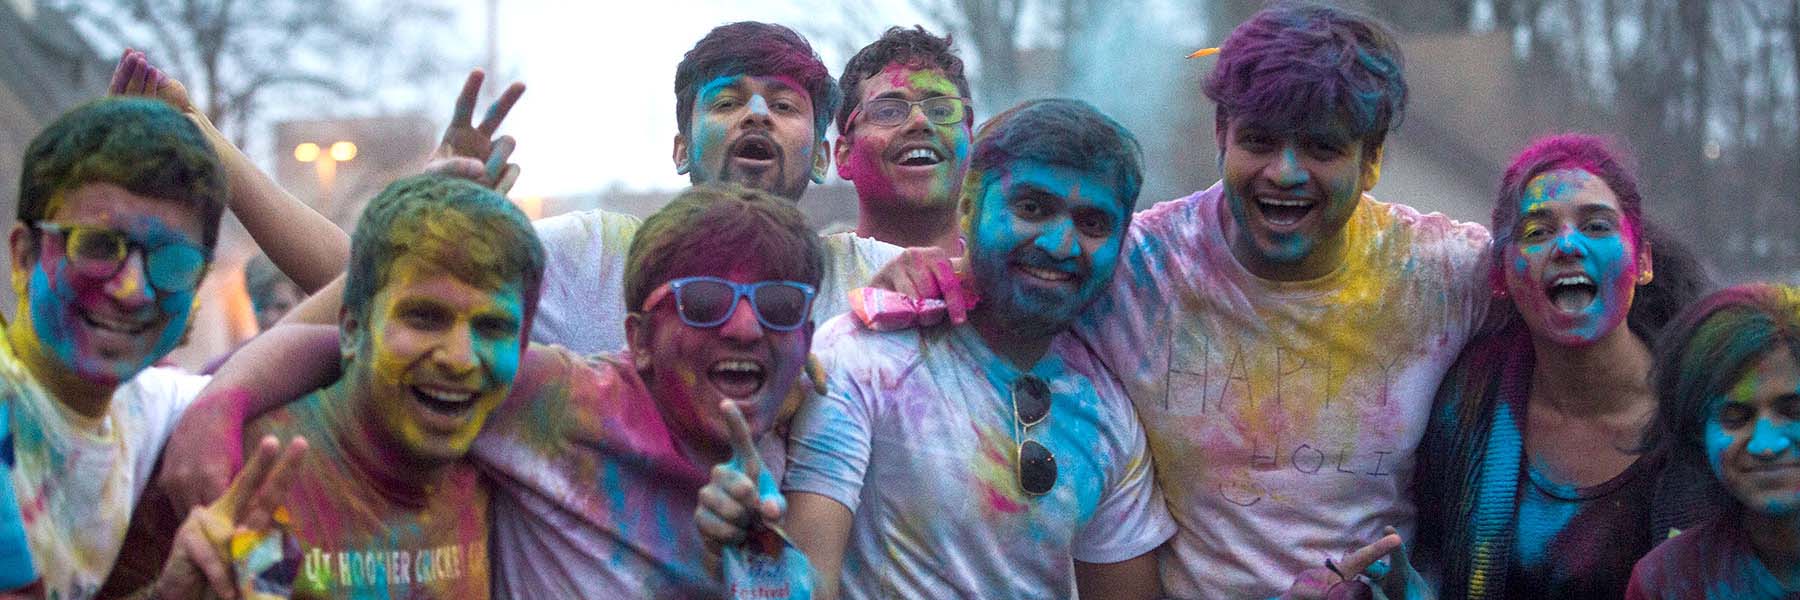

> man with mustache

[{"left": 525, "top": 21, "right": 902, "bottom": 355}]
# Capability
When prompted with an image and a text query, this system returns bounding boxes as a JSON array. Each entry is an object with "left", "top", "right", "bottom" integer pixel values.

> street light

[
  {"left": 293, "top": 140, "right": 358, "bottom": 207},
  {"left": 292, "top": 142, "right": 320, "bottom": 162}
]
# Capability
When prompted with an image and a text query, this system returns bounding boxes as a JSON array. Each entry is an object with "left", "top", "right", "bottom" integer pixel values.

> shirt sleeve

[
  {"left": 1070, "top": 391, "right": 1175, "bottom": 564},
  {"left": 528, "top": 210, "right": 640, "bottom": 353},
  {"left": 126, "top": 369, "right": 213, "bottom": 502},
  {"left": 781, "top": 351, "right": 876, "bottom": 514}
]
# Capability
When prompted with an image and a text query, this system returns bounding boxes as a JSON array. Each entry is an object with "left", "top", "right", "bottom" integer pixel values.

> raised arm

[
  {"left": 154, "top": 324, "right": 341, "bottom": 512},
  {"left": 110, "top": 49, "right": 347, "bottom": 293}
]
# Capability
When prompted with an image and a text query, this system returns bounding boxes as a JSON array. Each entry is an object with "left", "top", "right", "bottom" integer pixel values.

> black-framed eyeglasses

[
  {"left": 1012, "top": 374, "right": 1057, "bottom": 496},
  {"left": 33, "top": 222, "right": 208, "bottom": 293},
  {"left": 851, "top": 96, "right": 971, "bottom": 129},
  {"left": 639, "top": 276, "right": 817, "bottom": 332}
]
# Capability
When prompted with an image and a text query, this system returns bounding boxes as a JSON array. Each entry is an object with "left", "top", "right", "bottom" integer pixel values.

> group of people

[{"left": 1, "top": 1, "right": 1797, "bottom": 598}]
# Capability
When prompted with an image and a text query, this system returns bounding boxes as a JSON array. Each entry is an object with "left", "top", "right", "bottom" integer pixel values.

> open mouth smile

[
  {"left": 80, "top": 309, "right": 155, "bottom": 336},
  {"left": 410, "top": 384, "right": 478, "bottom": 419},
  {"left": 892, "top": 145, "right": 945, "bottom": 168},
  {"left": 1543, "top": 273, "right": 1598, "bottom": 313},
  {"left": 708, "top": 359, "right": 766, "bottom": 399},
  {"left": 1256, "top": 195, "right": 1316, "bottom": 228}
]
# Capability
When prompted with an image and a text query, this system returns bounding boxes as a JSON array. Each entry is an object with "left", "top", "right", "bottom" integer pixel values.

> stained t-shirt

[
  {"left": 1071, "top": 183, "right": 1490, "bottom": 597},
  {"left": 475, "top": 346, "right": 788, "bottom": 598},
  {"left": 1626, "top": 517, "right": 1796, "bottom": 599},
  {"left": 1507, "top": 455, "right": 1660, "bottom": 598},
  {"left": 0, "top": 338, "right": 206, "bottom": 599},
  {"left": 247, "top": 387, "right": 490, "bottom": 598},
  {"left": 528, "top": 208, "right": 903, "bottom": 354},
  {"left": 784, "top": 317, "right": 1175, "bottom": 599}
]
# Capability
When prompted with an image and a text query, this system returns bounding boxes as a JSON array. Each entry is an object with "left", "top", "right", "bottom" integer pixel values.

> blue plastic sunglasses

[{"left": 640, "top": 276, "right": 816, "bottom": 331}]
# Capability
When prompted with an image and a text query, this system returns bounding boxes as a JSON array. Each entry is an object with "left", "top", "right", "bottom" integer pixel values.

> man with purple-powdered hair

[{"left": 871, "top": 3, "right": 1490, "bottom": 597}]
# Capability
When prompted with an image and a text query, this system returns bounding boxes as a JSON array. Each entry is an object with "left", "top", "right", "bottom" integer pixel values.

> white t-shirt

[
  {"left": 0, "top": 341, "right": 207, "bottom": 599},
  {"left": 784, "top": 317, "right": 1176, "bottom": 599},
  {"left": 1072, "top": 183, "right": 1490, "bottom": 598},
  {"left": 529, "top": 209, "right": 903, "bottom": 354}
]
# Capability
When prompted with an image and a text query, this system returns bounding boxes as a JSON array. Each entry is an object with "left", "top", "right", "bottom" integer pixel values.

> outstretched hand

[
  {"left": 867, "top": 246, "right": 972, "bottom": 325},
  {"left": 695, "top": 402, "right": 785, "bottom": 558},
  {"left": 427, "top": 69, "right": 526, "bottom": 193},
  {"left": 109, "top": 49, "right": 194, "bottom": 114},
  {"left": 153, "top": 435, "right": 308, "bottom": 599}
]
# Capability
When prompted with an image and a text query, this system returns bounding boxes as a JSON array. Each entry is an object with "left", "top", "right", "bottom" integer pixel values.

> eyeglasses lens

[
  {"left": 752, "top": 283, "right": 808, "bottom": 329},
  {"left": 66, "top": 229, "right": 127, "bottom": 279},
  {"left": 865, "top": 98, "right": 966, "bottom": 127},
  {"left": 677, "top": 279, "right": 736, "bottom": 326},
  {"left": 147, "top": 245, "right": 207, "bottom": 292}
]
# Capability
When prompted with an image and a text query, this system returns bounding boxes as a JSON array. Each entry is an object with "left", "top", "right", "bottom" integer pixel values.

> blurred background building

[{"left": 4, "top": 0, "right": 1798, "bottom": 368}]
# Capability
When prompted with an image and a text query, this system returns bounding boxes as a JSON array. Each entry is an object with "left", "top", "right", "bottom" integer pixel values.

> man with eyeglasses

[
  {"left": 0, "top": 97, "right": 308, "bottom": 598},
  {"left": 832, "top": 25, "right": 973, "bottom": 255},
  {"left": 699, "top": 99, "right": 1174, "bottom": 599}
]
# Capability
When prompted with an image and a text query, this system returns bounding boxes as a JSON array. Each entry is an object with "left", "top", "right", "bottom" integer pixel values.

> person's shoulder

[
  {"left": 1629, "top": 518, "right": 1735, "bottom": 594},
  {"left": 119, "top": 366, "right": 210, "bottom": 400},
  {"left": 1130, "top": 184, "right": 1219, "bottom": 234},
  {"left": 820, "top": 231, "right": 904, "bottom": 267},
  {"left": 533, "top": 209, "right": 641, "bottom": 249},
  {"left": 1363, "top": 195, "right": 1492, "bottom": 253},
  {"left": 114, "top": 366, "right": 210, "bottom": 423},
  {"left": 812, "top": 314, "right": 926, "bottom": 376}
]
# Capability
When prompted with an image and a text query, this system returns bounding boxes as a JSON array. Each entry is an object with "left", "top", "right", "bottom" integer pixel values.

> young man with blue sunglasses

[{"left": 468, "top": 184, "right": 822, "bottom": 596}]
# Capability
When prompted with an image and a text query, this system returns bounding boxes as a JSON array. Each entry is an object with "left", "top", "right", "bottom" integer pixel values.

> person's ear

[
  {"left": 811, "top": 139, "right": 830, "bottom": 184},
  {"left": 834, "top": 135, "right": 855, "bottom": 182},
  {"left": 1361, "top": 145, "right": 1385, "bottom": 192},
  {"left": 337, "top": 306, "right": 360, "bottom": 364},
  {"left": 9, "top": 224, "right": 34, "bottom": 299},
  {"left": 625, "top": 312, "right": 653, "bottom": 370},
  {"left": 1636, "top": 237, "right": 1655, "bottom": 286},
  {"left": 672, "top": 133, "right": 691, "bottom": 175}
]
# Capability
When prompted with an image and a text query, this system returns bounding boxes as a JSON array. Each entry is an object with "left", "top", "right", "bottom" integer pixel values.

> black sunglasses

[{"left": 1012, "top": 375, "right": 1057, "bottom": 496}]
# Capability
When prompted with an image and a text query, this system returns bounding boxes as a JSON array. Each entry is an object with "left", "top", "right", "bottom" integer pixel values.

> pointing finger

[{"left": 721, "top": 401, "right": 762, "bottom": 483}]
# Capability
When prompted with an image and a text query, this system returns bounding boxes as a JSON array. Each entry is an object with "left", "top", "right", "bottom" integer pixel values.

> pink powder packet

[{"left": 847, "top": 283, "right": 980, "bottom": 332}]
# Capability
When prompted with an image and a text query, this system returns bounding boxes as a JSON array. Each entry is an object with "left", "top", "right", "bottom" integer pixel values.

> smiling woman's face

[
  {"left": 1502, "top": 168, "right": 1647, "bottom": 347},
  {"left": 1707, "top": 349, "right": 1800, "bottom": 517}
]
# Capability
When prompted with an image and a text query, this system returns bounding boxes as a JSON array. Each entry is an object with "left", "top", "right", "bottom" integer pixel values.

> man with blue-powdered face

[{"left": 699, "top": 99, "right": 1175, "bottom": 600}]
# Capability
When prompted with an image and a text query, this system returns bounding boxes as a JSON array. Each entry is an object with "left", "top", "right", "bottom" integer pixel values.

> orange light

[
  {"left": 293, "top": 142, "right": 321, "bottom": 162},
  {"left": 329, "top": 141, "right": 358, "bottom": 162}
]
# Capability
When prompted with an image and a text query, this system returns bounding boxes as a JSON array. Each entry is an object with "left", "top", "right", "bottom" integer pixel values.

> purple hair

[
  {"left": 673, "top": 22, "right": 841, "bottom": 140},
  {"left": 1204, "top": 1, "right": 1406, "bottom": 152}
]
